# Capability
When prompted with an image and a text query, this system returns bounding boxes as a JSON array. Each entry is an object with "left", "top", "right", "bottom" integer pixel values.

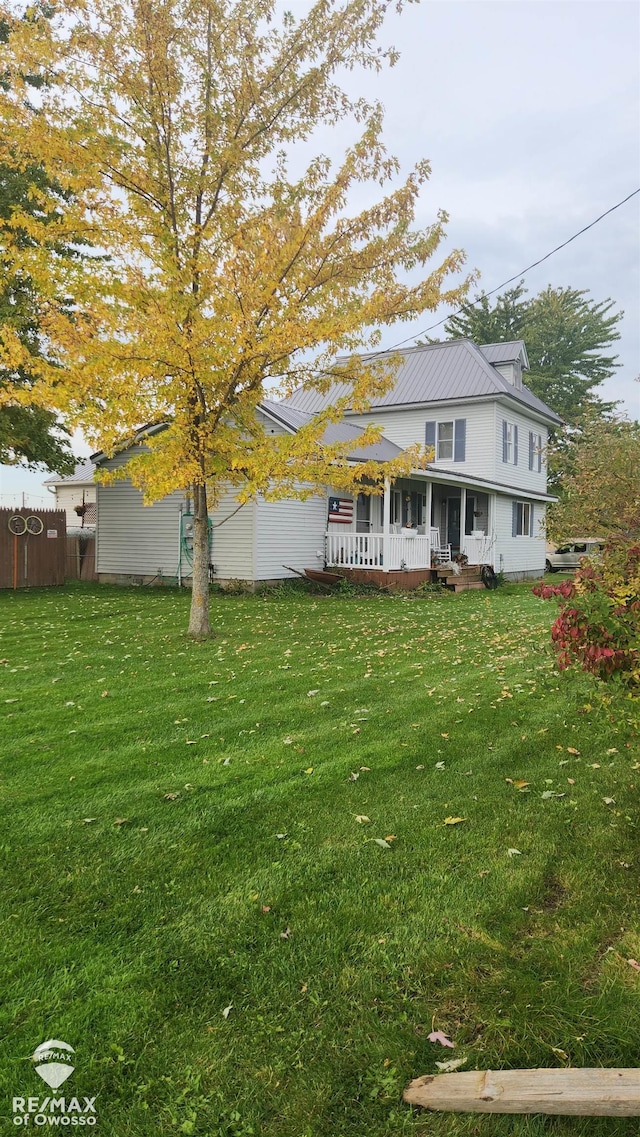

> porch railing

[{"left": 325, "top": 533, "right": 431, "bottom": 571}]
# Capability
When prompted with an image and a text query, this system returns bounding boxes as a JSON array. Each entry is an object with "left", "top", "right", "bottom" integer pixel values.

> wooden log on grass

[{"left": 403, "top": 1068, "right": 640, "bottom": 1116}]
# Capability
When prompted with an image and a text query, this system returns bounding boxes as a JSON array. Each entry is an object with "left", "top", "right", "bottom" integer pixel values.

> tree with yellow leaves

[{"left": 0, "top": 0, "right": 471, "bottom": 636}]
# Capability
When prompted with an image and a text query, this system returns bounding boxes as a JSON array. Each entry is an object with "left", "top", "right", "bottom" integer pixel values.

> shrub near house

[{"left": 534, "top": 534, "right": 640, "bottom": 684}]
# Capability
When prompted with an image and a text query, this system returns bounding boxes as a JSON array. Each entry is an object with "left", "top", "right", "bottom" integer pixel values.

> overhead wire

[{"left": 364, "top": 185, "right": 640, "bottom": 356}]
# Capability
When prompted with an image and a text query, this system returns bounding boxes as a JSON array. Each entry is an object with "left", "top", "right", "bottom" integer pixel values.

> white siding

[
  {"left": 493, "top": 494, "right": 546, "bottom": 577},
  {"left": 96, "top": 450, "right": 256, "bottom": 580},
  {"left": 96, "top": 453, "right": 185, "bottom": 576},
  {"left": 349, "top": 401, "right": 498, "bottom": 481},
  {"left": 210, "top": 489, "right": 255, "bottom": 581},
  {"left": 54, "top": 484, "right": 96, "bottom": 528},
  {"left": 495, "top": 408, "right": 549, "bottom": 494},
  {"left": 255, "top": 492, "right": 327, "bottom": 579}
]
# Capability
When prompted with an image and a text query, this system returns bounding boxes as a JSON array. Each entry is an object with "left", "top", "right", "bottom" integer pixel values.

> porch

[{"left": 325, "top": 480, "right": 495, "bottom": 573}]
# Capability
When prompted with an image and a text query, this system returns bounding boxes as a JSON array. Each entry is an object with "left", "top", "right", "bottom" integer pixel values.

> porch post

[
  {"left": 460, "top": 486, "right": 466, "bottom": 555},
  {"left": 425, "top": 481, "right": 433, "bottom": 530},
  {"left": 382, "top": 478, "right": 391, "bottom": 573}
]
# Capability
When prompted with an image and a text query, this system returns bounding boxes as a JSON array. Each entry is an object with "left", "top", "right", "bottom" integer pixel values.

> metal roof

[
  {"left": 43, "top": 458, "right": 96, "bottom": 486},
  {"left": 284, "top": 339, "right": 561, "bottom": 424},
  {"left": 259, "top": 399, "right": 402, "bottom": 461},
  {"left": 478, "top": 341, "right": 530, "bottom": 368}
]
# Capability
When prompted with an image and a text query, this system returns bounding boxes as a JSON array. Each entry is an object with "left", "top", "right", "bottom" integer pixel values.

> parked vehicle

[{"left": 545, "top": 539, "right": 604, "bottom": 573}]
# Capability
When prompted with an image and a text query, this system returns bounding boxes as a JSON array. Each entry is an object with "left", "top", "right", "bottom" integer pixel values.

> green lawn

[{"left": 0, "top": 581, "right": 638, "bottom": 1136}]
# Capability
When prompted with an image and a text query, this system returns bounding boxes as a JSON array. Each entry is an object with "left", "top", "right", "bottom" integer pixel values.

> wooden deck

[{"left": 333, "top": 566, "right": 485, "bottom": 592}]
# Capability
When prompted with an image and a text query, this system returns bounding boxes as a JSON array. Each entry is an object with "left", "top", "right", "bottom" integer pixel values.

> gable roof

[
  {"left": 478, "top": 341, "right": 529, "bottom": 367},
  {"left": 43, "top": 458, "right": 96, "bottom": 486},
  {"left": 259, "top": 399, "right": 402, "bottom": 461},
  {"left": 284, "top": 338, "right": 561, "bottom": 425}
]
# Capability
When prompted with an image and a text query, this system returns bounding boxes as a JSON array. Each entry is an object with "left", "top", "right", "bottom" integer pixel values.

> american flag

[{"left": 328, "top": 496, "right": 354, "bottom": 524}]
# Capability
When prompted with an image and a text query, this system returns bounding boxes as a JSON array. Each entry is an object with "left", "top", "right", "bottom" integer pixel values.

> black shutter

[{"left": 425, "top": 421, "right": 436, "bottom": 455}]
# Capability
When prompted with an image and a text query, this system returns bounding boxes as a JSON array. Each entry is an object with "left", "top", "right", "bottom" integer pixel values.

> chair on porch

[{"left": 430, "top": 527, "right": 452, "bottom": 565}]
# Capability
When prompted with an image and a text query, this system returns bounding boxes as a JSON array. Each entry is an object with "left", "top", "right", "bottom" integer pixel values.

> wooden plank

[{"left": 403, "top": 1069, "right": 640, "bottom": 1116}]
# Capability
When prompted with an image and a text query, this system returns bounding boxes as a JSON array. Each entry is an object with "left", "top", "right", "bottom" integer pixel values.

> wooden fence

[{"left": 0, "top": 509, "right": 67, "bottom": 589}]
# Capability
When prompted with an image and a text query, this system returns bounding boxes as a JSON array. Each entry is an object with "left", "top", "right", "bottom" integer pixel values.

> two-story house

[{"left": 89, "top": 338, "right": 561, "bottom": 587}]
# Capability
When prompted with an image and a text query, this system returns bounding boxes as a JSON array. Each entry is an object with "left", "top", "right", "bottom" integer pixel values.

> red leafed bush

[{"left": 533, "top": 536, "right": 640, "bottom": 684}]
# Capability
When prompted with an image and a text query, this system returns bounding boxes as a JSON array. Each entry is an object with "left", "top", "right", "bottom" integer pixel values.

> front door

[
  {"left": 447, "top": 497, "right": 461, "bottom": 551},
  {"left": 356, "top": 493, "right": 371, "bottom": 533}
]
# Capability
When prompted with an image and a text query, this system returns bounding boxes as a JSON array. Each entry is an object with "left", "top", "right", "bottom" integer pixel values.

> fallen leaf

[
  {"left": 221, "top": 1004, "right": 233, "bottom": 1020},
  {"left": 163, "top": 792, "right": 180, "bottom": 801},
  {"left": 113, "top": 818, "right": 129, "bottom": 827},
  {"left": 359, "top": 766, "right": 371, "bottom": 772},
  {"left": 374, "top": 838, "right": 392, "bottom": 849},
  {"left": 541, "top": 791, "right": 565, "bottom": 799},
  {"left": 566, "top": 747, "right": 580, "bottom": 755},
  {"left": 261, "top": 905, "right": 271, "bottom": 913},
  {"left": 506, "top": 778, "right": 530, "bottom": 790},
  {"left": 101, "top": 690, "right": 109, "bottom": 698},
  {"left": 626, "top": 959, "right": 640, "bottom": 972},
  {"left": 280, "top": 926, "right": 291, "bottom": 940},
  {"left": 443, "top": 816, "right": 466, "bottom": 825},
  {"left": 551, "top": 1046, "right": 569, "bottom": 1061},
  {"left": 304, "top": 767, "right": 314, "bottom": 775},
  {"left": 507, "top": 848, "right": 522, "bottom": 857},
  {"left": 435, "top": 761, "right": 445, "bottom": 770},
  {"left": 355, "top": 815, "right": 371, "bottom": 824},
  {"left": 275, "top": 833, "right": 288, "bottom": 840},
  {"left": 307, "top": 689, "right": 319, "bottom": 697},
  {"left": 82, "top": 818, "right": 97, "bottom": 824},
  {"left": 349, "top": 772, "right": 360, "bottom": 781},
  {"left": 603, "top": 797, "right": 616, "bottom": 805},
  {"left": 435, "top": 1056, "right": 468, "bottom": 1072},
  {"left": 384, "top": 835, "right": 396, "bottom": 842},
  {"left": 428, "top": 1031, "right": 455, "bottom": 1048}
]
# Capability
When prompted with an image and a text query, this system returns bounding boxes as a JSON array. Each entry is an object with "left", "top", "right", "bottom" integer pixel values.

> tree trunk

[{"left": 188, "top": 483, "right": 211, "bottom": 638}]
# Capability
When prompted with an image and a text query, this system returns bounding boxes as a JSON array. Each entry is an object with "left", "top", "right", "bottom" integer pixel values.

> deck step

[{"left": 453, "top": 581, "right": 485, "bottom": 592}]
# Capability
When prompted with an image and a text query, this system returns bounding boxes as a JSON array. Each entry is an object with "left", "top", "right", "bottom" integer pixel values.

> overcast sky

[{"left": 2, "top": 0, "right": 638, "bottom": 500}]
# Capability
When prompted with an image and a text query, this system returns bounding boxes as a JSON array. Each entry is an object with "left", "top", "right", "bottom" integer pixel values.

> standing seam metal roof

[
  {"left": 259, "top": 398, "right": 402, "bottom": 461},
  {"left": 283, "top": 339, "right": 561, "bottom": 424}
]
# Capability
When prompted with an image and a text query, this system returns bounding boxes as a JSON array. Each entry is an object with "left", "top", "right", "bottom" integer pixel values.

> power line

[{"left": 385, "top": 185, "right": 640, "bottom": 351}]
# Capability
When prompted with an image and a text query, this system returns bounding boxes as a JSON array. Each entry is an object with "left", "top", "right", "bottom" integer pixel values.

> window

[
  {"left": 425, "top": 419, "right": 466, "bottom": 462},
  {"left": 502, "top": 420, "right": 518, "bottom": 464},
  {"left": 512, "top": 500, "right": 534, "bottom": 537},
  {"left": 437, "top": 421, "right": 453, "bottom": 460},
  {"left": 528, "top": 431, "right": 543, "bottom": 472}
]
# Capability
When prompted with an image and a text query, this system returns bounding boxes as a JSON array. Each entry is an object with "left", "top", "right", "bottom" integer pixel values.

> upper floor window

[
  {"left": 502, "top": 420, "right": 518, "bottom": 464},
  {"left": 425, "top": 419, "right": 466, "bottom": 463},
  {"left": 529, "top": 431, "right": 543, "bottom": 472}
]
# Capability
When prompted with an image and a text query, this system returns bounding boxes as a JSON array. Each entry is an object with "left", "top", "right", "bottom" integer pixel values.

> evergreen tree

[{"left": 445, "top": 282, "right": 622, "bottom": 424}]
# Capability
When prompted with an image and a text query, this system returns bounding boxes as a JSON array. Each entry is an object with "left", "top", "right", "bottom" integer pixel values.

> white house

[
  {"left": 91, "top": 338, "right": 561, "bottom": 587},
  {"left": 44, "top": 458, "right": 97, "bottom": 529}
]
